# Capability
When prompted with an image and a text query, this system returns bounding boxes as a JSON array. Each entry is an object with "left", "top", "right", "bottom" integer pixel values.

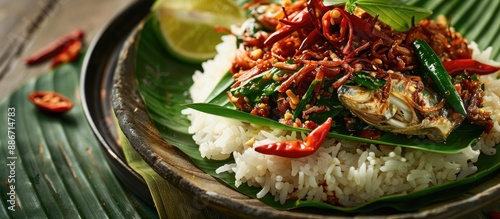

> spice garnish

[
  {"left": 254, "top": 117, "right": 332, "bottom": 158},
  {"left": 442, "top": 59, "right": 500, "bottom": 77},
  {"left": 24, "top": 29, "right": 84, "bottom": 65},
  {"left": 51, "top": 40, "right": 83, "bottom": 69},
  {"left": 28, "top": 91, "right": 74, "bottom": 114}
]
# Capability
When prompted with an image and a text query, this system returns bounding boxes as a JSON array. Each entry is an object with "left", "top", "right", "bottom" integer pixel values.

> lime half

[{"left": 153, "top": 0, "right": 245, "bottom": 63}]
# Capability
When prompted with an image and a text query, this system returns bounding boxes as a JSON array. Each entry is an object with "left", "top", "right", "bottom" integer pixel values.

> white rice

[{"left": 182, "top": 36, "right": 500, "bottom": 206}]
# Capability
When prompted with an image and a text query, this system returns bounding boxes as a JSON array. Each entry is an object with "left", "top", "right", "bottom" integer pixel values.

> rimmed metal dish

[{"left": 80, "top": 0, "right": 154, "bottom": 206}]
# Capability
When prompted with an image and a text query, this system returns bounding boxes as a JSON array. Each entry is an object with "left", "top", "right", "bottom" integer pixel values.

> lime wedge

[{"left": 152, "top": 0, "right": 245, "bottom": 63}]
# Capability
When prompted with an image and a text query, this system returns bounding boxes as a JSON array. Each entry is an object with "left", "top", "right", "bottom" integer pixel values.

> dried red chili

[
  {"left": 263, "top": 9, "right": 312, "bottom": 47},
  {"left": 51, "top": 40, "right": 82, "bottom": 69},
  {"left": 254, "top": 118, "right": 332, "bottom": 158},
  {"left": 443, "top": 59, "right": 500, "bottom": 77},
  {"left": 28, "top": 91, "right": 74, "bottom": 114},
  {"left": 24, "top": 29, "right": 84, "bottom": 65}
]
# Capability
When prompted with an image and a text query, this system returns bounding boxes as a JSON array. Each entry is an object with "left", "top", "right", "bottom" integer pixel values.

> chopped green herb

[{"left": 345, "top": 0, "right": 358, "bottom": 13}]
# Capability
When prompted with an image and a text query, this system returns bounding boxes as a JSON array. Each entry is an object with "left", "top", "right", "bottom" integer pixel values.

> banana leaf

[
  {"left": 0, "top": 55, "right": 157, "bottom": 218},
  {"left": 184, "top": 103, "right": 484, "bottom": 154},
  {"left": 134, "top": 0, "right": 500, "bottom": 213}
]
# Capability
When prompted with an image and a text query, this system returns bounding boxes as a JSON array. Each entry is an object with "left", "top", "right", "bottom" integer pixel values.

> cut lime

[{"left": 152, "top": 0, "right": 245, "bottom": 63}]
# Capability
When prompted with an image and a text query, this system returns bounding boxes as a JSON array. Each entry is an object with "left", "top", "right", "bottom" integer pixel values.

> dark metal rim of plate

[{"left": 80, "top": 0, "right": 155, "bottom": 206}]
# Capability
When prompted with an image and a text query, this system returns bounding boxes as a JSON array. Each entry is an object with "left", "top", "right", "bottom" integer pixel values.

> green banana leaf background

[
  {"left": 133, "top": 0, "right": 500, "bottom": 213},
  {"left": 0, "top": 56, "right": 158, "bottom": 218}
]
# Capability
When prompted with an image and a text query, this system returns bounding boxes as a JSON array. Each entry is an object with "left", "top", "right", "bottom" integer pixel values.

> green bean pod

[{"left": 412, "top": 39, "right": 467, "bottom": 116}]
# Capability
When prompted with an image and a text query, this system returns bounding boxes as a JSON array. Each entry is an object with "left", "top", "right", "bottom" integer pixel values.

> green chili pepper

[
  {"left": 353, "top": 72, "right": 386, "bottom": 90},
  {"left": 412, "top": 39, "right": 467, "bottom": 116}
]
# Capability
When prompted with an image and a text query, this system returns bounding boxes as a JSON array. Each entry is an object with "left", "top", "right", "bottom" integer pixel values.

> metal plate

[{"left": 80, "top": 0, "right": 154, "bottom": 206}]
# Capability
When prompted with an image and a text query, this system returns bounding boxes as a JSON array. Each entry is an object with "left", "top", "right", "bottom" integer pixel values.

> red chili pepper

[
  {"left": 443, "top": 59, "right": 500, "bottom": 77},
  {"left": 264, "top": 9, "right": 311, "bottom": 47},
  {"left": 24, "top": 29, "right": 84, "bottom": 65},
  {"left": 254, "top": 118, "right": 332, "bottom": 158},
  {"left": 299, "top": 29, "right": 321, "bottom": 50},
  {"left": 306, "top": 0, "right": 332, "bottom": 31},
  {"left": 348, "top": 13, "right": 393, "bottom": 44},
  {"left": 28, "top": 91, "right": 74, "bottom": 114},
  {"left": 51, "top": 40, "right": 82, "bottom": 69}
]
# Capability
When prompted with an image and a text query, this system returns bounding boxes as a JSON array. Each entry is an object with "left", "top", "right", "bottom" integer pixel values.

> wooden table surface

[
  {"left": 0, "top": 0, "right": 498, "bottom": 218},
  {"left": 0, "top": 0, "right": 133, "bottom": 100}
]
